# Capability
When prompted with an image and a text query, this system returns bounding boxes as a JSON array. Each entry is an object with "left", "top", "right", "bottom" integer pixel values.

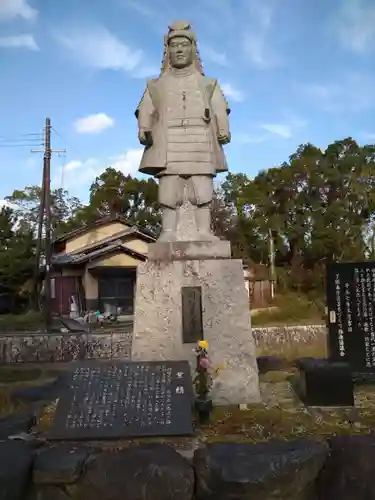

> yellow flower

[{"left": 198, "top": 340, "right": 209, "bottom": 349}]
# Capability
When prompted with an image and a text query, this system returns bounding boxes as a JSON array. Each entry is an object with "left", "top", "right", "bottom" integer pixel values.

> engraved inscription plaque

[
  {"left": 326, "top": 261, "right": 375, "bottom": 373},
  {"left": 181, "top": 286, "right": 203, "bottom": 343},
  {"left": 49, "top": 361, "right": 194, "bottom": 440}
]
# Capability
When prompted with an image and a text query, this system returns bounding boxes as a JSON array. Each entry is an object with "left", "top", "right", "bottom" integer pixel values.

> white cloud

[
  {"left": 242, "top": 0, "right": 281, "bottom": 69},
  {"left": 65, "top": 159, "right": 94, "bottom": 172},
  {"left": 200, "top": 45, "right": 228, "bottom": 67},
  {"left": 54, "top": 26, "right": 153, "bottom": 77},
  {"left": 0, "top": 0, "right": 37, "bottom": 22},
  {"left": 260, "top": 123, "right": 293, "bottom": 139},
  {"left": 0, "top": 34, "right": 38, "bottom": 51},
  {"left": 121, "top": 0, "right": 154, "bottom": 17},
  {"left": 109, "top": 149, "right": 143, "bottom": 176},
  {"left": 335, "top": 0, "right": 375, "bottom": 53},
  {"left": 235, "top": 133, "right": 268, "bottom": 145},
  {"left": 235, "top": 115, "right": 306, "bottom": 145},
  {"left": 55, "top": 158, "right": 101, "bottom": 189},
  {"left": 260, "top": 116, "right": 307, "bottom": 139},
  {"left": 221, "top": 83, "right": 245, "bottom": 103},
  {"left": 74, "top": 113, "right": 115, "bottom": 134},
  {"left": 301, "top": 73, "right": 375, "bottom": 112},
  {"left": 56, "top": 148, "right": 143, "bottom": 188},
  {"left": 132, "top": 64, "right": 159, "bottom": 79}
]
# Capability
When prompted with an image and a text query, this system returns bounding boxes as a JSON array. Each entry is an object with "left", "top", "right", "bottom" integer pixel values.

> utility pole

[
  {"left": 32, "top": 118, "right": 65, "bottom": 331},
  {"left": 268, "top": 228, "right": 276, "bottom": 299}
]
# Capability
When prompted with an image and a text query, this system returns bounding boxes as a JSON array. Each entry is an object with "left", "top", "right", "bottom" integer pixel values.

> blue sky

[{"left": 0, "top": 0, "right": 374, "bottom": 203}]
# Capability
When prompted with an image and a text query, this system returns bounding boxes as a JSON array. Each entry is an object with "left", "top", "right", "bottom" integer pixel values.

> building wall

[
  {"left": 81, "top": 251, "right": 141, "bottom": 310},
  {"left": 89, "top": 252, "right": 141, "bottom": 268},
  {"left": 123, "top": 238, "right": 149, "bottom": 255},
  {"left": 52, "top": 225, "right": 150, "bottom": 313},
  {"left": 64, "top": 222, "right": 130, "bottom": 253},
  {"left": 83, "top": 269, "right": 98, "bottom": 301},
  {"left": 61, "top": 268, "right": 84, "bottom": 277}
]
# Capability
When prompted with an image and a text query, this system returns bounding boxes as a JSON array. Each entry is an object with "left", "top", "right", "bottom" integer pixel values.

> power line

[
  {"left": 0, "top": 132, "right": 44, "bottom": 143},
  {"left": 58, "top": 151, "right": 67, "bottom": 189},
  {"left": 51, "top": 126, "right": 81, "bottom": 157},
  {"left": 51, "top": 126, "right": 84, "bottom": 190},
  {"left": 0, "top": 132, "right": 43, "bottom": 138},
  {"left": 0, "top": 143, "right": 43, "bottom": 148},
  {"left": 0, "top": 138, "right": 43, "bottom": 143},
  {"left": 0, "top": 131, "right": 43, "bottom": 148}
]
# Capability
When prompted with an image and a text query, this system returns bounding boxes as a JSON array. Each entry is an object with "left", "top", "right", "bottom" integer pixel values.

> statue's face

[{"left": 168, "top": 36, "right": 193, "bottom": 68}]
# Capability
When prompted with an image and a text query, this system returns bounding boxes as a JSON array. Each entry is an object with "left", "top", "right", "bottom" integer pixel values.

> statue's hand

[
  {"left": 139, "top": 129, "right": 153, "bottom": 146},
  {"left": 218, "top": 132, "right": 231, "bottom": 145}
]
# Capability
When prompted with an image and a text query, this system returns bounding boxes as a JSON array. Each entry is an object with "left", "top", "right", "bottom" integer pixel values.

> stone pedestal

[
  {"left": 148, "top": 240, "right": 231, "bottom": 261},
  {"left": 132, "top": 253, "right": 260, "bottom": 405}
]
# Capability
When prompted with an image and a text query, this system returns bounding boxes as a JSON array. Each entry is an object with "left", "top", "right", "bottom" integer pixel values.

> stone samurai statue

[{"left": 135, "top": 21, "right": 231, "bottom": 242}]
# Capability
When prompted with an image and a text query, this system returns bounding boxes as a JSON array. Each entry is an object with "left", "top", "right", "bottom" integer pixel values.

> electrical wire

[
  {"left": 51, "top": 126, "right": 80, "bottom": 157},
  {"left": 0, "top": 138, "right": 43, "bottom": 143},
  {"left": 51, "top": 126, "right": 87, "bottom": 190},
  {"left": 0, "top": 143, "right": 43, "bottom": 148},
  {"left": 58, "top": 152, "right": 67, "bottom": 189},
  {"left": 50, "top": 127, "right": 70, "bottom": 190},
  {"left": 0, "top": 131, "right": 44, "bottom": 148}
]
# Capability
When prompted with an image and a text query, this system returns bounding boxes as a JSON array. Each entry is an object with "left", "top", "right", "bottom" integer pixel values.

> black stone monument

[
  {"left": 326, "top": 261, "right": 375, "bottom": 374},
  {"left": 181, "top": 286, "right": 203, "bottom": 344},
  {"left": 298, "top": 358, "right": 354, "bottom": 406},
  {"left": 49, "top": 361, "right": 194, "bottom": 440}
]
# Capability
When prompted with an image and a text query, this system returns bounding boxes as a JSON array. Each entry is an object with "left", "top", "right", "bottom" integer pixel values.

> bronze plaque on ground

[
  {"left": 48, "top": 361, "right": 193, "bottom": 440},
  {"left": 181, "top": 286, "right": 203, "bottom": 343}
]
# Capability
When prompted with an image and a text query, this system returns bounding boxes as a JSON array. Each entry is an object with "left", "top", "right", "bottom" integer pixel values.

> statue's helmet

[{"left": 160, "top": 21, "right": 204, "bottom": 75}]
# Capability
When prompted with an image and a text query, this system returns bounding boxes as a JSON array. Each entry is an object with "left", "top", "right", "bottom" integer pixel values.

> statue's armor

[
  {"left": 158, "top": 174, "right": 212, "bottom": 208},
  {"left": 155, "top": 71, "right": 215, "bottom": 177},
  {"left": 135, "top": 21, "right": 231, "bottom": 240}
]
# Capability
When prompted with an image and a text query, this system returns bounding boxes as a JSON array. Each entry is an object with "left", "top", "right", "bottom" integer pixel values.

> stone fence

[
  {"left": 0, "top": 324, "right": 327, "bottom": 364},
  {"left": 1, "top": 436, "right": 373, "bottom": 499}
]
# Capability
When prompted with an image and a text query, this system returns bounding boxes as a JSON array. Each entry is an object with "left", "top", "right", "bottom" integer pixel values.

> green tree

[
  {"left": 0, "top": 206, "right": 35, "bottom": 311},
  {"left": 221, "top": 173, "right": 269, "bottom": 263},
  {"left": 88, "top": 168, "right": 161, "bottom": 233},
  {"left": 5, "top": 186, "right": 83, "bottom": 236},
  {"left": 210, "top": 185, "right": 235, "bottom": 239},
  {"left": 220, "top": 138, "right": 375, "bottom": 294}
]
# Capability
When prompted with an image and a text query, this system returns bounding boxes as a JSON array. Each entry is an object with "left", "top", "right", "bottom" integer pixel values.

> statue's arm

[
  {"left": 211, "top": 81, "right": 231, "bottom": 145},
  {"left": 135, "top": 86, "right": 155, "bottom": 146}
]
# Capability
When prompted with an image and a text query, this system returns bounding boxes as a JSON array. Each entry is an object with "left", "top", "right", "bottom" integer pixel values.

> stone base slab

[
  {"left": 132, "top": 258, "right": 260, "bottom": 405},
  {"left": 147, "top": 240, "right": 231, "bottom": 261}
]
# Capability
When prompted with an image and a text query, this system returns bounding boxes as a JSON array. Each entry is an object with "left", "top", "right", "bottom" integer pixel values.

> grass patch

[
  {"left": 251, "top": 292, "right": 325, "bottom": 327},
  {"left": 0, "top": 365, "right": 63, "bottom": 419},
  {"left": 0, "top": 387, "right": 23, "bottom": 418},
  {"left": 203, "top": 376, "right": 375, "bottom": 443},
  {"left": 0, "top": 367, "right": 42, "bottom": 383},
  {"left": 0, "top": 310, "right": 43, "bottom": 331},
  {"left": 37, "top": 400, "right": 58, "bottom": 434}
]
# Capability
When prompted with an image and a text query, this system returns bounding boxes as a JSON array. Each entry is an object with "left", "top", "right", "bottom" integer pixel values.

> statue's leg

[
  {"left": 157, "top": 175, "right": 181, "bottom": 242},
  {"left": 190, "top": 175, "right": 219, "bottom": 241}
]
